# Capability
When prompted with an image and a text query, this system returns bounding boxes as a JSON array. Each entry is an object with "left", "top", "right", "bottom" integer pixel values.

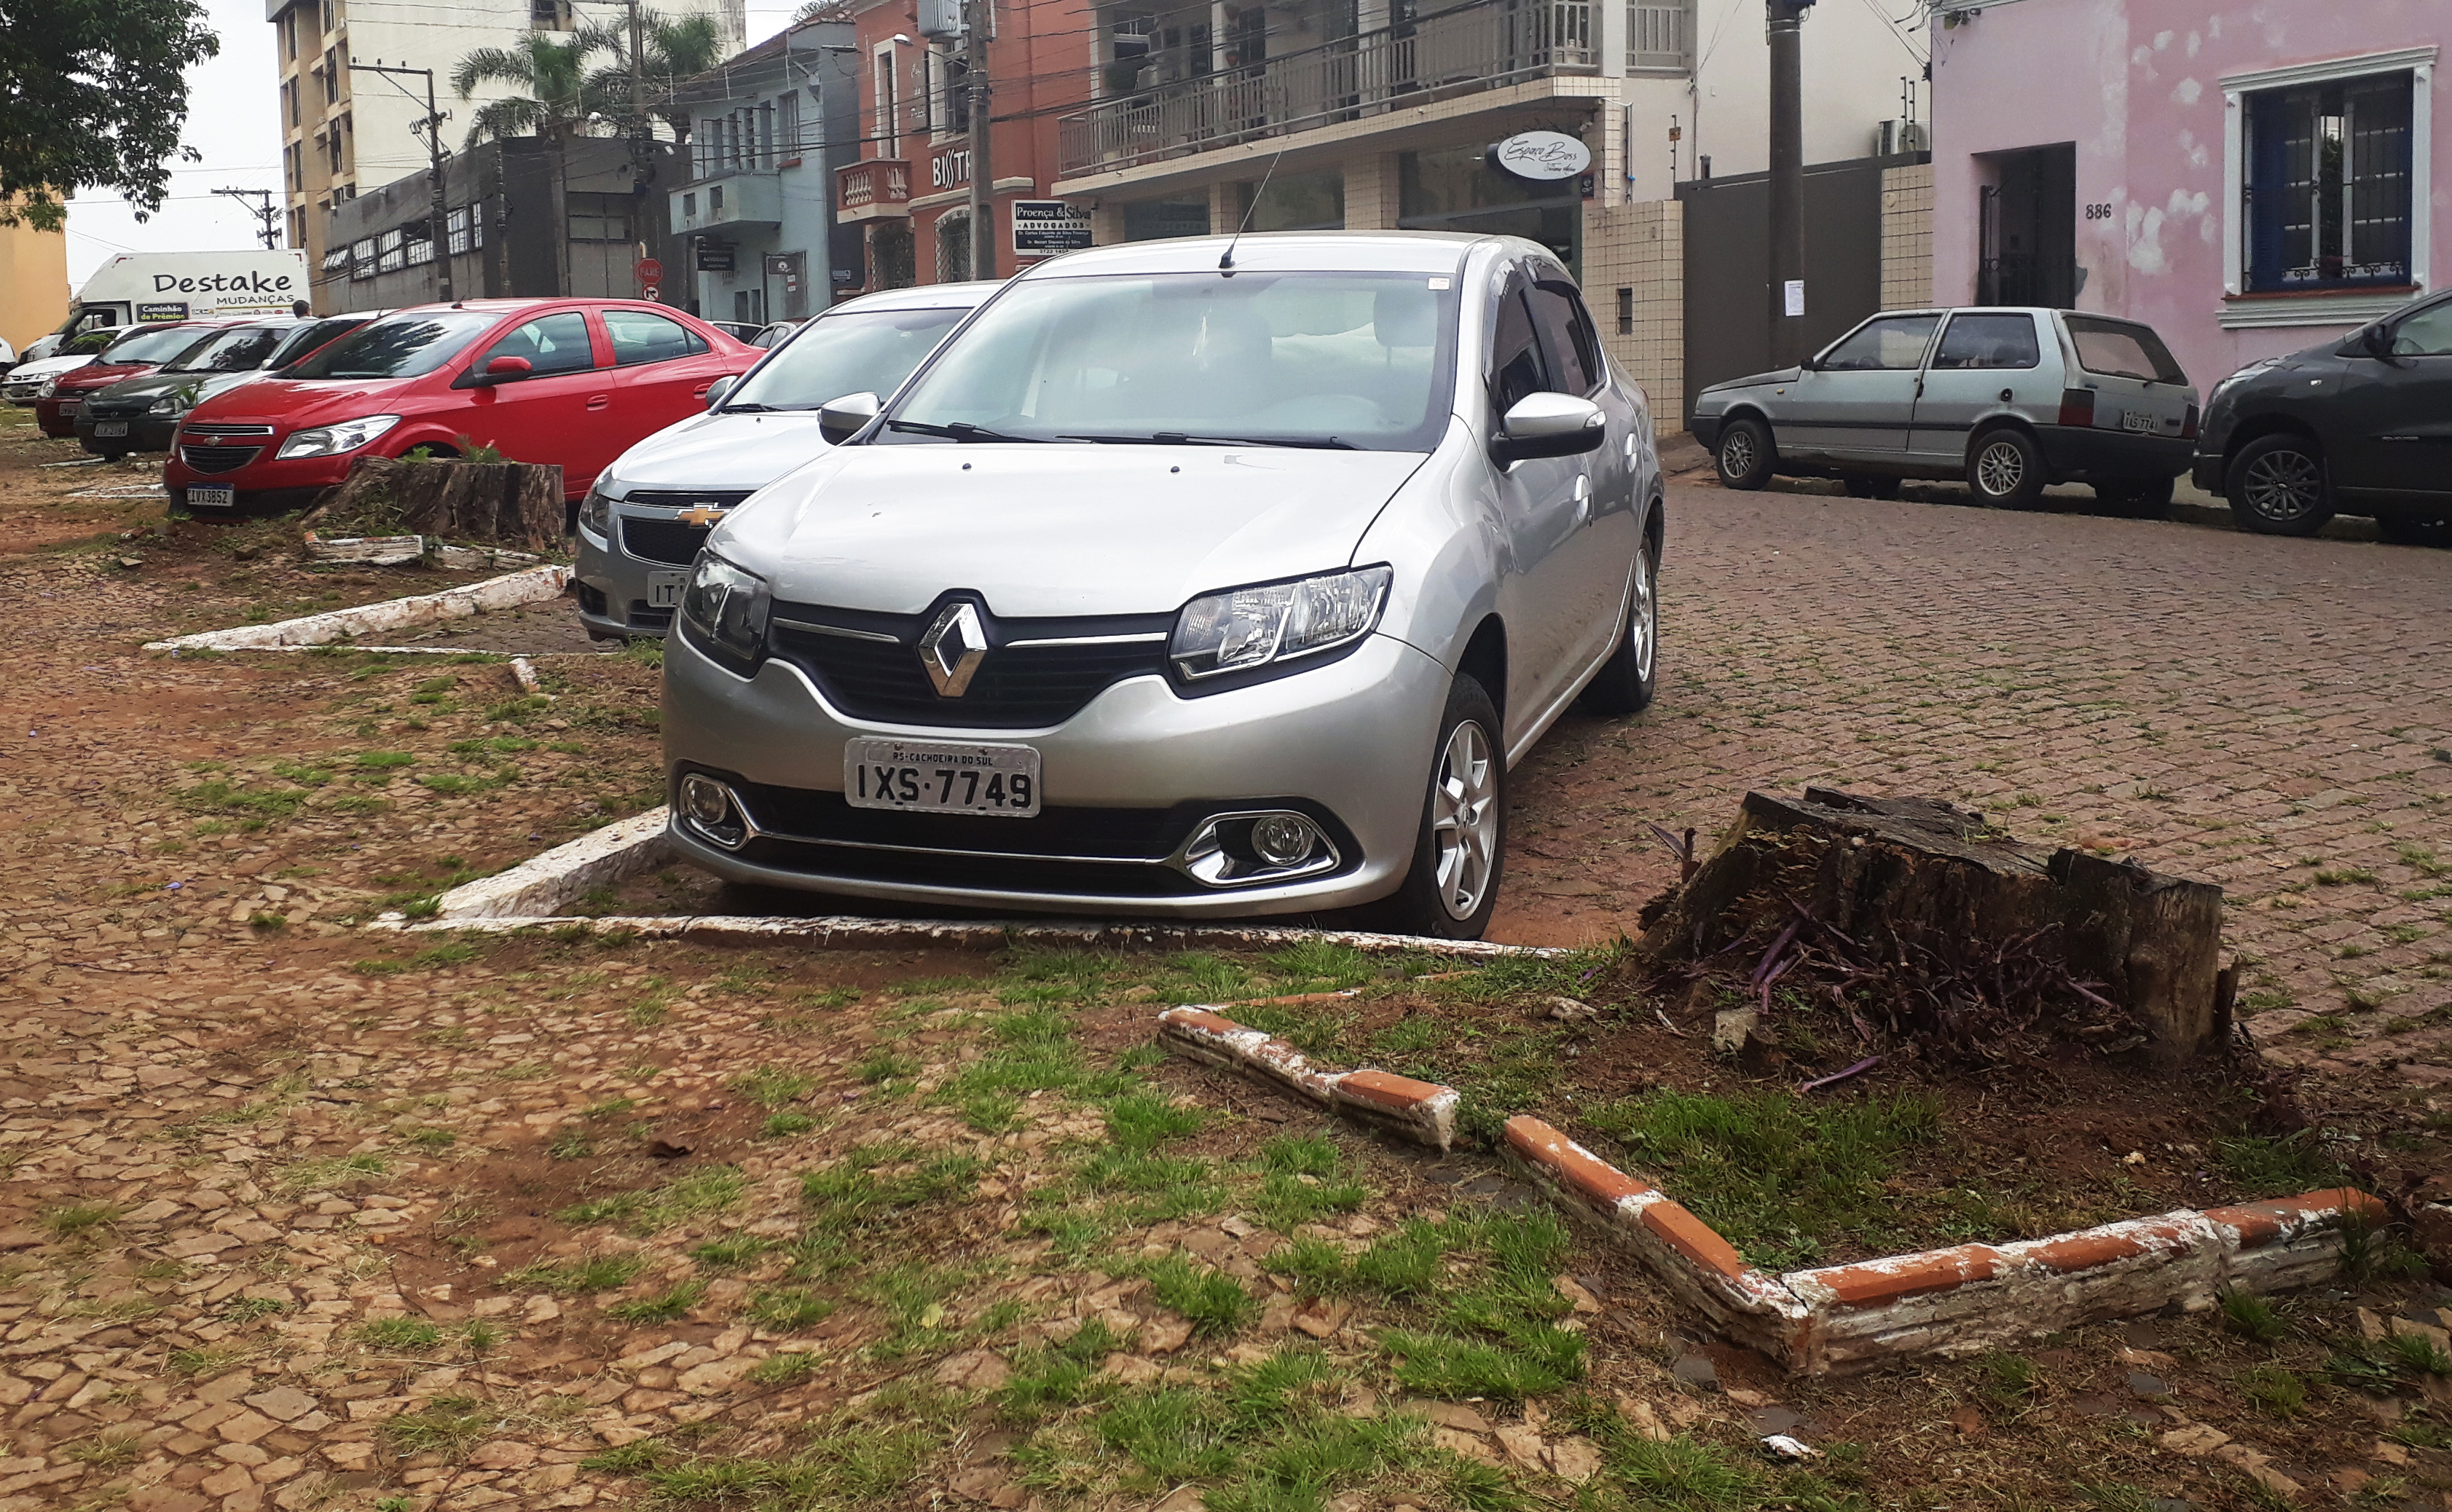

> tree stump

[
  {"left": 317, "top": 455, "right": 566, "bottom": 551},
  {"left": 1633, "top": 788, "right": 2229, "bottom": 1063}
]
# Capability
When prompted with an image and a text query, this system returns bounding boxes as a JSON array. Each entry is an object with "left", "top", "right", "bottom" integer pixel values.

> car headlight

[
  {"left": 578, "top": 487, "right": 613, "bottom": 538},
  {"left": 678, "top": 554, "right": 771, "bottom": 676},
  {"left": 1171, "top": 565, "right": 1393, "bottom": 681},
  {"left": 275, "top": 414, "right": 401, "bottom": 460},
  {"left": 36, "top": 378, "right": 58, "bottom": 398},
  {"left": 149, "top": 395, "right": 186, "bottom": 417}
]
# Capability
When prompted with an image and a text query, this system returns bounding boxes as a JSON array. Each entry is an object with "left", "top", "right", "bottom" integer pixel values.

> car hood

[
  {"left": 186, "top": 375, "right": 420, "bottom": 429},
  {"left": 712, "top": 444, "right": 1430, "bottom": 617},
  {"left": 602, "top": 410, "right": 830, "bottom": 495},
  {"left": 1699, "top": 367, "right": 1803, "bottom": 395},
  {"left": 88, "top": 369, "right": 264, "bottom": 413},
  {"left": 10, "top": 355, "right": 93, "bottom": 384},
  {"left": 58, "top": 361, "right": 152, "bottom": 393}
]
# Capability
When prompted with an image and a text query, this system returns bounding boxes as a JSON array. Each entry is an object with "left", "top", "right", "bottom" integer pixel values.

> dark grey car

[{"left": 1690, "top": 307, "right": 2200, "bottom": 513}]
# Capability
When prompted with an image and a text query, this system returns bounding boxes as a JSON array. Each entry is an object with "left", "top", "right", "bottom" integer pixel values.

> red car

[
  {"left": 35, "top": 322, "right": 231, "bottom": 438},
  {"left": 165, "top": 299, "right": 758, "bottom": 513}
]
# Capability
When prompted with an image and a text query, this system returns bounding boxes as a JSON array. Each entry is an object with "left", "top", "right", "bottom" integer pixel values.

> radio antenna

[{"left": 1219, "top": 141, "right": 1289, "bottom": 273}]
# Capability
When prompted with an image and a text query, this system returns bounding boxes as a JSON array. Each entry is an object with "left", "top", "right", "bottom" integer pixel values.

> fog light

[
  {"left": 677, "top": 773, "right": 747, "bottom": 849},
  {"left": 1249, "top": 814, "right": 1318, "bottom": 867}
]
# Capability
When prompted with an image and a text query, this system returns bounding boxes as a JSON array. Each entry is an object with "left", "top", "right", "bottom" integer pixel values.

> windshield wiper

[
  {"left": 885, "top": 419, "right": 1043, "bottom": 443},
  {"left": 718, "top": 401, "right": 790, "bottom": 412},
  {"left": 1060, "top": 431, "right": 1356, "bottom": 449}
]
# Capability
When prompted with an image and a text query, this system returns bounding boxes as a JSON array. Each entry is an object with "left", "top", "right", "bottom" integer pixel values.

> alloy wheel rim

[
  {"left": 1630, "top": 545, "right": 1657, "bottom": 685},
  {"left": 1721, "top": 430, "right": 1756, "bottom": 478},
  {"left": 1429, "top": 719, "right": 1498, "bottom": 921},
  {"left": 1976, "top": 440, "right": 2025, "bottom": 497},
  {"left": 2244, "top": 450, "right": 2322, "bottom": 521}
]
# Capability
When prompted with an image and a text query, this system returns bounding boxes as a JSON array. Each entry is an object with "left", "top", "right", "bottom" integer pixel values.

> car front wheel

[
  {"left": 1716, "top": 418, "right": 1775, "bottom": 490},
  {"left": 2226, "top": 433, "right": 2333, "bottom": 536},
  {"left": 1967, "top": 428, "right": 2048, "bottom": 508},
  {"left": 1377, "top": 674, "right": 1506, "bottom": 940}
]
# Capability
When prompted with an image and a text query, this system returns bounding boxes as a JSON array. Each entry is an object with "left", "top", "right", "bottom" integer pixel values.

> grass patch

[
  {"left": 382, "top": 1394, "right": 490, "bottom": 1457},
  {"left": 509, "top": 1253, "right": 648, "bottom": 1294},
  {"left": 559, "top": 1167, "right": 744, "bottom": 1235},
  {"left": 731, "top": 1066, "right": 817, "bottom": 1108},
  {"left": 361, "top": 1318, "right": 445, "bottom": 1350},
  {"left": 608, "top": 1281, "right": 708, "bottom": 1324},
  {"left": 2213, "top": 1132, "right": 2345, "bottom": 1195}
]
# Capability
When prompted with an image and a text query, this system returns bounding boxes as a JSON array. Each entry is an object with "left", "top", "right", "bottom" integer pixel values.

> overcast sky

[{"left": 61, "top": 0, "right": 804, "bottom": 288}]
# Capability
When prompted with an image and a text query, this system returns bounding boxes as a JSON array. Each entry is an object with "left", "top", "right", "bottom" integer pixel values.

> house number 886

[{"left": 2083, "top": 202, "right": 2116, "bottom": 219}]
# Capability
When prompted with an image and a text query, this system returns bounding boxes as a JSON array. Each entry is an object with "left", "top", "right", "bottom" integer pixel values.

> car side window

[
  {"left": 1818, "top": 314, "right": 1938, "bottom": 371},
  {"left": 1490, "top": 286, "right": 1549, "bottom": 416},
  {"left": 1527, "top": 282, "right": 1600, "bottom": 395},
  {"left": 604, "top": 309, "right": 709, "bottom": 366},
  {"left": 1930, "top": 313, "right": 2041, "bottom": 370},
  {"left": 2391, "top": 302, "right": 2452, "bottom": 356},
  {"left": 479, "top": 312, "right": 596, "bottom": 376}
]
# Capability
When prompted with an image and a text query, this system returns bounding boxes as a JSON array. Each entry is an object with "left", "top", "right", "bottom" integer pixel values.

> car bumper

[
  {"left": 34, "top": 398, "right": 82, "bottom": 436},
  {"left": 659, "top": 624, "right": 1450, "bottom": 917},
  {"left": 1687, "top": 414, "right": 1723, "bottom": 451},
  {"left": 76, "top": 414, "right": 178, "bottom": 453},
  {"left": 574, "top": 508, "right": 715, "bottom": 639},
  {"left": 166, "top": 447, "right": 353, "bottom": 508},
  {"left": 2032, "top": 425, "right": 2192, "bottom": 481}
]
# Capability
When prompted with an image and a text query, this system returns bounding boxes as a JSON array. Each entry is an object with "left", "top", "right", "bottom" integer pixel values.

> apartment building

[
  {"left": 269, "top": 0, "right": 746, "bottom": 309},
  {"left": 668, "top": 19, "right": 864, "bottom": 322},
  {"left": 1930, "top": 0, "right": 2442, "bottom": 390}
]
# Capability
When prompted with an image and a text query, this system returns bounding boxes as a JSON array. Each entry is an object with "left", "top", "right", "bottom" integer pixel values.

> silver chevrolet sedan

[{"left": 659, "top": 232, "right": 1662, "bottom": 938}]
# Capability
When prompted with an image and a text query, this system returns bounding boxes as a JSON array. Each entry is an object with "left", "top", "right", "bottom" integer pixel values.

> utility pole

[
  {"left": 350, "top": 62, "right": 455, "bottom": 302},
  {"left": 965, "top": 0, "right": 994, "bottom": 280},
  {"left": 1765, "top": 0, "right": 1811, "bottom": 367},
  {"left": 213, "top": 188, "right": 283, "bottom": 250}
]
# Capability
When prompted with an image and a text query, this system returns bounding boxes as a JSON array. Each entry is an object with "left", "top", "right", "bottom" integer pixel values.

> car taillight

[
  {"left": 2180, "top": 403, "right": 2199, "bottom": 441},
  {"left": 2057, "top": 389, "right": 2097, "bottom": 428}
]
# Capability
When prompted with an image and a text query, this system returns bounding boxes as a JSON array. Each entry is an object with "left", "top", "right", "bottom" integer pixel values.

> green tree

[
  {"left": 0, "top": 0, "right": 220, "bottom": 228},
  {"left": 452, "top": 29, "right": 613, "bottom": 147},
  {"left": 585, "top": 11, "right": 727, "bottom": 141}
]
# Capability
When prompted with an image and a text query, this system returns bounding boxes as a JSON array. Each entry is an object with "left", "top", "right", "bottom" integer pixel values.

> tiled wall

[
  {"left": 1879, "top": 162, "right": 1934, "bottom": 311},
  {"left": 1584, "top": 197, "right": 1685, "bottom": 431}
]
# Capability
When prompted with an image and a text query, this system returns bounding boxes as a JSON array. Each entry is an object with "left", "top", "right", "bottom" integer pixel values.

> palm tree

[
  {"left": 453, "top": 30, "right": 616, "bottom": 147},
  {"left": 583, "top": 11, "right": 729, "bottom": 143}
]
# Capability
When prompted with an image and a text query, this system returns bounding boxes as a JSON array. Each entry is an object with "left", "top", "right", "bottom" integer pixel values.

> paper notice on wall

[{"left": 1783, "top": 280, "right": 1806, "bottom": 318}]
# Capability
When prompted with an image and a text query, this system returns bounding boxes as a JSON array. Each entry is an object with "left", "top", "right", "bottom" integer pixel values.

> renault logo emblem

[
  {"left": 918, "top": 602, "right": 988, "bottom": 697},
  {"left": 676, "top": 505, "right": 729, "bottom": 527}
]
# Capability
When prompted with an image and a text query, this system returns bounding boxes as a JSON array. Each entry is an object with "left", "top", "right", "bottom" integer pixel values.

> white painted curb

[
  {"left": 420, "top": 807, "right": 672, "bottom": 921},
  {"left": 144, "top": 564, "right": 573, "bottom": 653}
]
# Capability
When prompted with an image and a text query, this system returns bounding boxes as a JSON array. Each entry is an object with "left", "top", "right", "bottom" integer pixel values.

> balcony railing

[
  {"left": 837, "top": 158, "right": 913, "bottom": 214},
  {"left": 1060, "top": 0, "right": 1595, "bottom": 177}
]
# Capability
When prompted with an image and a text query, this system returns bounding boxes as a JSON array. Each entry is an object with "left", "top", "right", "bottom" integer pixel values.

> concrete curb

[
  {"left": 143, "top": 564, "right": 573, "bottom": 653},
  {"left": 1156, "top": 1007, "right": 2387, "bottom": 1374},
  {"left": 421, "top": 807, "right": 672, "bottom": 921}
]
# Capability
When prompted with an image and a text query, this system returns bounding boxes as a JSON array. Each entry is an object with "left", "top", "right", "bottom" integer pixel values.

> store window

[
  {"left": 566, "top": 192, "right": 632, "bottom": 243},
  {"left": 938, "top": 211, "right": 972, "bottom": 282},
  {"left": 2243, "top": 71, "right": 2414, "bottom": 292},
  {"left": 1398, "top": 142, "right": 1579, "bottom": 273},
  {"left": 1123, "top": 199, "right": 1209, "bottom": 240},
  {"left": 1233, "top": 170, "right": 1343, "bottom": 232}
]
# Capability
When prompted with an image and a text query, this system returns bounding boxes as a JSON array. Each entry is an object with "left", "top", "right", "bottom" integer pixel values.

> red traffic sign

[{"left": 634, "top": 257, "right": 664, "bottom": 287}]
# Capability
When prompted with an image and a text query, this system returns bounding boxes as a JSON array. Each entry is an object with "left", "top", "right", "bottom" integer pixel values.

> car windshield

[
  {"left": 2065, "top": 316, "right": 2188, "bottom": 385},
  {"left": 66, "top": 329, "right": 120, "bottom": 355},
  {"left": 287, "top": 311, "right": 501, "bottom": 379},
  {"left": 164, "top": 326, "right": 288, "bottom": 374},
  {"left": 101, "top": 326, "right": 215, "bottom": 365},
  {"left": 876, "top": 270, "right": 1461, "bottom": 451},
  {"left": 267, "top": 318, "right": 362, "bottom": 368},
  {"left": 723, "top": 307, "right": 972, "bottom": 412}
]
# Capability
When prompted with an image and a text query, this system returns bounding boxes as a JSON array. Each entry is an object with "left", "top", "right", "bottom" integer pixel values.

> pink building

[{"left": 1928, "top": 0, "right": 2439, "bottom": 390}]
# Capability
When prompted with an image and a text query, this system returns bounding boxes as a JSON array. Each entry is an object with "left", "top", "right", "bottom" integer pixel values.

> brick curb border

[{"left": 1157, "top": 1006, "right": 2386, "bottom": 1374}]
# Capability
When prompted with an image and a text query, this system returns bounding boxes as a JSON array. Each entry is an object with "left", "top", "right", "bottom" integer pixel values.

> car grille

[
  {"left": 621, "top": 519, "right": 709, "bottom": 566},
  {"left": 766, "top": 599, "right": 1174, "bottom": 729},
  {"left": 180, "top": 443, "right": 264, "bottom": 474}
]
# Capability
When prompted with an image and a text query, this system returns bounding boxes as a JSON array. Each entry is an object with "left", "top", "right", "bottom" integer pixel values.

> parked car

[
  {"left": 162, "top": 299, "right": 758, "bottom": 514},
  {"left": 77, "top": 315, "right": 373, "bottom": 459},
  {"left": 1691, "top": 307, "right": 2198, "bottom": 512},
  {"left": 4, "top": 327, "right": 125, "bottom": 406},
  {"left": 658, "top": 232, "right": 1662, "bottom": 939},
  {"left": 575, "top": 282, "right": 999, "bottom": 639},
  {"left": 2193, "top": 291, "right": 2452, "bottom": 542},
  {"left": 748, "top": 320, "right": 804, "bottom": 350},
  {"left": 33, "top": 322, "right": 229, "bottom": 438},
  {"left": 707, "top": 320, "right": 766, "bottom": 343}
]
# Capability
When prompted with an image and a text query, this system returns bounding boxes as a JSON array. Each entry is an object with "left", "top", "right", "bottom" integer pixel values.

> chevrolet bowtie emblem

[
  {"left": 676, "top": 505, "right": 729, "bottom": 528},
  {"left": 918, "top": 602, "right": 988, "bottom": 697}
]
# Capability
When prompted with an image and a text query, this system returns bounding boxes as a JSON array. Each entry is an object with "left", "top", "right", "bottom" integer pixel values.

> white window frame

[
  {"left": 873, "top": 41, "right": 902, "bottom": 157},
  {"left": 2220, "top": 44, "right": 2436, "bottom": 328}
]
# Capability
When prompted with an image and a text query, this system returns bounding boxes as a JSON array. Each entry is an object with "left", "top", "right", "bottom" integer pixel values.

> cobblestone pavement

[{"left": 1495, "top": 475, "right": 2452, "bottom": 1079}]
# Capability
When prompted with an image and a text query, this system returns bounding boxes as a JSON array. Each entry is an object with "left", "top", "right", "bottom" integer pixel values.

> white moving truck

[{"left": 48, "top": 249, "right": 313, "bottom": 338}]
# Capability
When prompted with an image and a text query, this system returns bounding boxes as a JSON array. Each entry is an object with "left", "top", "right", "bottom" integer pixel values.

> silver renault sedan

[
  {"left": 573, "top": 282, "right": 998, "bottom": 639},
  {"left": 659, "top": 232, "right": 1662, "bottom": 938}
]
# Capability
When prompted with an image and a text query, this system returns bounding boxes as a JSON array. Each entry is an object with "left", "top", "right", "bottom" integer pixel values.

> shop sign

[
  {"left": 1011, "top": 200, "right": 1093, "bottom": 255},
  {"left": 1488, "top": 130, "right": 1591, "bottom": 182}
]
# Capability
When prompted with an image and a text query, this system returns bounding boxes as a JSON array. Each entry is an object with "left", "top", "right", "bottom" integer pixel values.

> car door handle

[
  {"left": 1573, "top": 473, "right": 1591, "bottom": 524},
  {"left": 586, "top": 395, "right": 611, "bottom": 411}
]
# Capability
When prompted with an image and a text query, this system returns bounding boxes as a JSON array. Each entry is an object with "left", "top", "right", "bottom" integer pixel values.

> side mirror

[
  {"left": 704, "top": 374, "right": 736, "bottom": 409},
  {"left": 2365, "top": 323, "right": 2398, "bottom": 360},
  {"left": 1491, "top": 392, "right": 1606, "bottom": 464},
  {"left": 467, "top": 355, "right": 532, "bottom": 387},
  {"left": 1798, "top": 355, "right": 1822, "bottom": 372},
  {"left": 818, "top": 390, "right": 881, "bottom": 446}
]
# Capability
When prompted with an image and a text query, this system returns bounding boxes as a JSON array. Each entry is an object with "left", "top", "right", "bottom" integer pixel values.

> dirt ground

[{"left": 6, "top": 405, "right": 2452, "bottom": 1512}]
